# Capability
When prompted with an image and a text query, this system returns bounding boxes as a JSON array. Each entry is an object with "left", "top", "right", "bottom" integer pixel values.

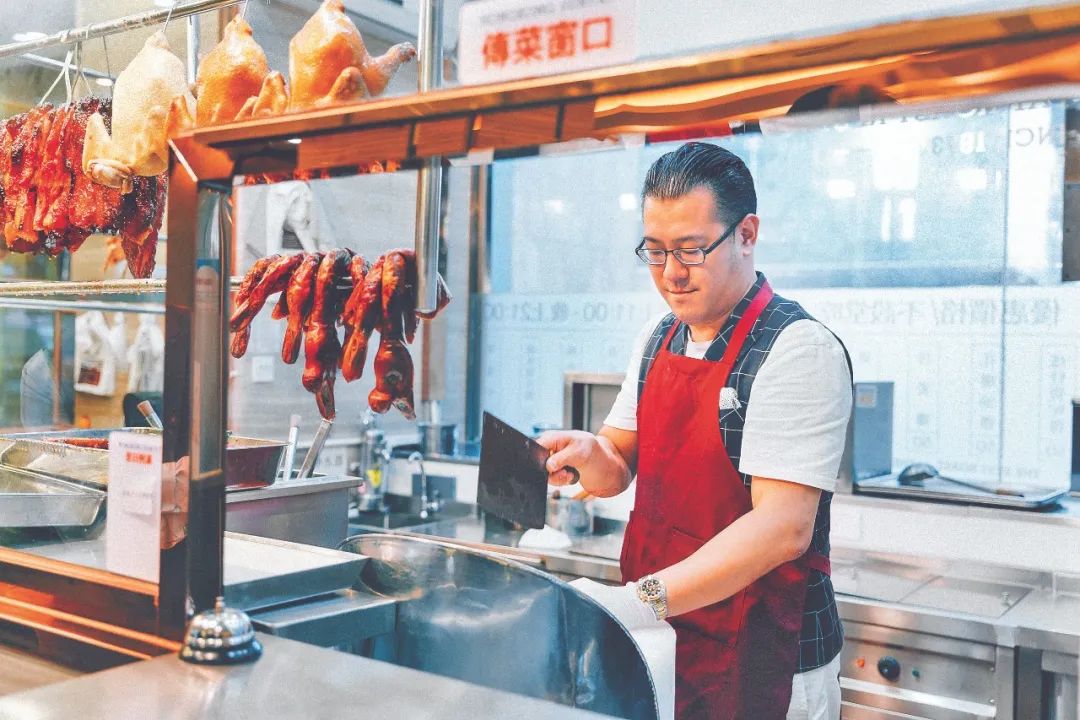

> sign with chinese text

[
  {"left": 459, "top": 0, "right": 636, "bottom": 85},
  {"left": 106, "top": 431, "right": 162, "bottom": 583}
]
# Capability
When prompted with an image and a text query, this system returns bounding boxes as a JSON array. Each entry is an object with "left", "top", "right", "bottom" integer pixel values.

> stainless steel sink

[{"left": 350, "top": 495, "right": 475, "bottom": 531}]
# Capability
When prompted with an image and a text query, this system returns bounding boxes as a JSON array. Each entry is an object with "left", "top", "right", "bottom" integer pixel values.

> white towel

[
  {"left": 518, "top": 525, "right": 573, "bottom": 550},
  {"left": 570, "top": 577, "right": 676, "bottom": 720}
]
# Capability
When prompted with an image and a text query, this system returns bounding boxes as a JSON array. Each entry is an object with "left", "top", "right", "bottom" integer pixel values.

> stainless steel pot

[{"left": 546, "top": 495, "right": 594, "bottom": 536}]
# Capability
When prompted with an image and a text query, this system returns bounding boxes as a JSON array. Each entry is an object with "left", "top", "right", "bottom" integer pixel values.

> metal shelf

[
  {"left": 178, "top": 2, "right": 1080, "bottom": 182},
  {"left": 0, "top": 278, "right": 244, "bottom": 314},
  {"left": 0, "top": 279, "right": 166, "bottom": 298}
]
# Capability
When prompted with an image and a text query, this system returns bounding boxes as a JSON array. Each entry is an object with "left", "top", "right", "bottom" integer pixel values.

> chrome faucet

[{"left": 409, "top": 451, "right": 442, "bottom": 520}]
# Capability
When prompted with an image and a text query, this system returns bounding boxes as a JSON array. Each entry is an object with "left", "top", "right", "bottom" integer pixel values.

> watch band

[{"left": 635, "top": 574, "right": 669, "bottom": 621}]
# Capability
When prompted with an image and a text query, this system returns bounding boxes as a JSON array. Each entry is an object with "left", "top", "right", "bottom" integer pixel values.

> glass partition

[{"left": 479, "top": 96, "right": 1077, "bottom": 493}]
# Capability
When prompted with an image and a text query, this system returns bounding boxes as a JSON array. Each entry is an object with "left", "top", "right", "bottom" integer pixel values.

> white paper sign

[
  {"left": 458, "top": 0, "right": 636, "bottom": 85},
  {"left": 106, "top": 431, "right": 162, "bottom": 583}
]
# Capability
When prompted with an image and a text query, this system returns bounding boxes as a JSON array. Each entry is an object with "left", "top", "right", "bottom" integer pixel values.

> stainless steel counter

[
  {"left": 0, "top": 634, "right": 611, "bottom": 719},
  {"left": 1, "top": 474, "right": 355, "bottom": 567},
  {"left": 350, "top": 512, "right": 1080, "bottom": 656},
  {"left": 844, "top": 490, "right": 1080, "bottom": 530},
  {"left": 352, "top": 514, "right": 624, "bottom": 582}
]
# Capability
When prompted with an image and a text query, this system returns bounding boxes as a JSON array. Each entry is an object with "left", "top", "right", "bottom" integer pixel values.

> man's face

[{"left": 641, "top": 186, "right": 750, "bottom": 331}]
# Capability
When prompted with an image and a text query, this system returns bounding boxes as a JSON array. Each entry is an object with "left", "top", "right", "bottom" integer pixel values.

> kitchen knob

[{"left": 877, "top": 656, "right": 901, "bottom": 681}]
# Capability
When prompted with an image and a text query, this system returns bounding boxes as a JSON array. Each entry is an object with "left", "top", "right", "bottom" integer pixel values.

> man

[{"left": 539, "top": 142, "right": 852, "bottom": 720}]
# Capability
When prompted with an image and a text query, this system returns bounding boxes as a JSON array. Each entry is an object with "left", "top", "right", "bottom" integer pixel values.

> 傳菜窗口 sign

[{"left": 458, "top": 0, "right": 636, "bottom": 85}]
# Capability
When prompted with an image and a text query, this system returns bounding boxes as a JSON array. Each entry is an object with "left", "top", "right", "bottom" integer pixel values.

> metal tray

[
  {"left": 222, "top": 532, "right": 365, "bottom": 612},
  {"left": 855, "top": 473, "right": 1067, "bottom": 509},
  {"left": 0, "top": 466, "right": 106, "bottom": 528},
  {"left": 0, "top": 428, "right": 286, "bottom": 490}
]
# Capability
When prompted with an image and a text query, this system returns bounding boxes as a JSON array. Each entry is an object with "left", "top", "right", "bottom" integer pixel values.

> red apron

[{"left": 620, "top": 280, "right": 832, "bottom": 720}]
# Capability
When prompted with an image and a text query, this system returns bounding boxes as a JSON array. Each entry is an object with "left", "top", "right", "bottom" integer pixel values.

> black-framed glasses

[{"left": 635, "top": 215, "right": 747, "bottom": 266}]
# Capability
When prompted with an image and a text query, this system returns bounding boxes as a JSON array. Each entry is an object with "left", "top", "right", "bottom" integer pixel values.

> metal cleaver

[{"left": 477, "top": 412, "right": 549, "bottom": 529}]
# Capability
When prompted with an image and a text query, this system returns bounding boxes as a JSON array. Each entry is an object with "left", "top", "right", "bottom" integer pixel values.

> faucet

[{"left": 409, "top": 451, "right": 442, "bottom": 520}]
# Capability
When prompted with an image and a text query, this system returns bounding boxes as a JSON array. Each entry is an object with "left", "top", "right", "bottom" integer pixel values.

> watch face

[{"left": 640, "top": 577, "right": 662, "bottom": 601}]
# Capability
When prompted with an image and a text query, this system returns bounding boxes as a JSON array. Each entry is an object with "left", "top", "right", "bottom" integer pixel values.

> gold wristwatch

[{"left": 635, "top": 574, "right": 669, "bottom": 621}]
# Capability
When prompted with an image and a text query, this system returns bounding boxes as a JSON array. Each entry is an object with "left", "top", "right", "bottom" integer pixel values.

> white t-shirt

[{"left": 604, "top": 316, "right": 852, "bottom": 492}]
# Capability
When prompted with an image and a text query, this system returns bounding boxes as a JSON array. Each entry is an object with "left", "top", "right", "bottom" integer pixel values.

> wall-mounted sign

[{"left": 459, "top": 0, "right": 636, "bottom": 85}]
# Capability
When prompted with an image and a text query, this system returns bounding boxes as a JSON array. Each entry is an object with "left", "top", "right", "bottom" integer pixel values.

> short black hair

[{"left": 641, "top": 142, "right": 756, "bottom": 225}]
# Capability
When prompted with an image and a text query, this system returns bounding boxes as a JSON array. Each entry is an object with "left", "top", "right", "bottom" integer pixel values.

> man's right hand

[
  {"left": 536, "top": 430, "right": 596, "bottom": 486},
  {"left": 536, "top": 427, "right": 635, "bottom": 497}
]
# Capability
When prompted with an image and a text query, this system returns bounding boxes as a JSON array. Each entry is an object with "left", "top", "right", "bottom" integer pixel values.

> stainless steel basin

[{"left": 337, "top": 533, "right": 661, "bottom": 719}]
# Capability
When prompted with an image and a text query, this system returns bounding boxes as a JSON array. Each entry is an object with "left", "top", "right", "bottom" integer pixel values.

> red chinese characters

[
  {"left": 481, "top": 15, "right": 614, "bottom": 68},
  {"left": 513, "top": 25, "right": 544, "bottom": 63},
  {"left": 547, "top": 20, "right": 578, "bottom": 59},
  {"left": 582, "top": 16, "right": 613, "bottom": 51},
  {"left": 125, "top": 451, "right": 154, "bottom": 465},
  {"left": 483, "top": 31, "right": 510, "bottom": 68}
]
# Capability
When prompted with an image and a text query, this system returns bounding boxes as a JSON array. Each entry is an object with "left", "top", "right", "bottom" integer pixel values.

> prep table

[{"left": 347, "top": 498, "right": 1080, "bottom": 720}]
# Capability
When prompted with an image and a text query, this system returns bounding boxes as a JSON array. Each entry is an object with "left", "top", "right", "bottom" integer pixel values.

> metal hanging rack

[
  {"left": 0, "top": 0, "right": 245, "bottom": 310},
  {"left": 0, "top": 0, "right": 244, "bottom": 60}
]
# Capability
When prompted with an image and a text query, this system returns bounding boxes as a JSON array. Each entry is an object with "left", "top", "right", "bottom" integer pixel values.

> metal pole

[
  {"left": 186, "top": 14, "right": 201, "bottom": 86},
  {"left": 19, "top": 53, "right": 112, "bottom": 81},
  {"left": 414, "top": 0, "right": 444, "bottom": 316},
  {"left": 160, "top": 154, "right": 231, "bottom": 632},
  {"left": 51, "top": 312, "right": 63, "bottom": 426},
  {"left": 0, "top": 0, "right": 243, "bottom": 60}
]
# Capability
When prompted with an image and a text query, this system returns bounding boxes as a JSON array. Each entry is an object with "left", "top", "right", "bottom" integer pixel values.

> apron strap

[
  {"left": 803, "top": 551, "right": 831, "bottom": 576},
  {"left": 716, "top": 281, "right": 774, "bottom": 376}
]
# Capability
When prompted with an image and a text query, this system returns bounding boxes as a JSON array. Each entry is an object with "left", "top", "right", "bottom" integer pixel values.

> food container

[
  {"left": 546, "top": 493, "right": 595, "bottom": 536},
  {"left": 0, "top": 466, "right": 106, "bottom": 528},
  {"left": 0, "top": 428, "right": 286, "bottom": 490}
]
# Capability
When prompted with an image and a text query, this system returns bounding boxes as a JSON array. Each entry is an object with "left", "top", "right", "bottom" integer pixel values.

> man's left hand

[{"left": 570, "top": 577, "right": 662, "bottom": 631}]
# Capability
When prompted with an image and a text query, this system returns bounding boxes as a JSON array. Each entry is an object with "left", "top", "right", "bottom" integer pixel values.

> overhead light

[
  {"left": 618, "top": 193, "right": 637, "bottom": 211},
  {"left": 154, "top": 0, "right": 178, "bottom": 7},
  {"left": 95, "top": 77, "right": 114, "bottom": 88},
  {"left": 287, "top": 138, "right": 302, "bottom": 145},
  {"left": 12, "top": 31, "right": 48, "bottom": 42}
]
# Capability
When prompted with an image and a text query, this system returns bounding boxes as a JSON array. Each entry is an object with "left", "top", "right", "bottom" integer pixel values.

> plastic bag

[
  {"left": 127, "top": 315, "right": 165, "bottom": 393},
  {"left": 74, "top": 311, "right": 116, "bottom": 396}
]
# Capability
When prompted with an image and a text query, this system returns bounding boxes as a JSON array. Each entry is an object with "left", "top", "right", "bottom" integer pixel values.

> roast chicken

[
  {"left": 340, "top": 255, "right": 384, "bottom": 383},
  {"left": 368, "top": 335, "right": 415, "bottom": 419},
  {"left": 0, "top": 97, "right": 164, "bottom": 276},
  {"left": 302, "top": 249, "right": 352, "bottom": 418},
  {"left": 230, "top": 254, "right": 277, "bottom": 358},
  {"left": 281, "top": 253, "right": 322, "bottom": 364},
  {"left": 200, "top": 0, "right": 415, "bottom": 123},
  {"left": 83, "top": 32, "right": 194, "bottom": 194},
  {"left": 229, "top": 246, "right": 449, "bottom": 420},
  {"left": 287, "top": 0, "right": 416, "bottom": 111},
  {"left": 167, "top": 16, "right": 281, "bottom": 136}
]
